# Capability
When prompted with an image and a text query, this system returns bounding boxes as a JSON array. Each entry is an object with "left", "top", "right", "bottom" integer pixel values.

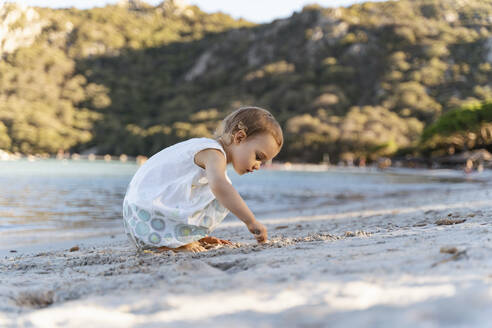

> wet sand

[{"left": 1, "top": 184, "right": 491, "bottom": 327}]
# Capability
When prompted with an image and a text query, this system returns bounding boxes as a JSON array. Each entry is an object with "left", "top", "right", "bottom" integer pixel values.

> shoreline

[
  {"left": 1, "top": 182, "right": 491, "bottom": 327},
  {"left": 2, "top": 155, "right": 492, "bottom": 177},
  {"left": 2, "top": 147, "right": 492, "bottom": 173}
]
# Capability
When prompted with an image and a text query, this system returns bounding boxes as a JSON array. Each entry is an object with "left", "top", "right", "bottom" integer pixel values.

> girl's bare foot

[
  {"left": 179, "top": 241, "right": 207, "bottom": 253},
  {"left": 153, "top": 237, "right": 231, "bottom": 253},
  {"left": 155, "top": 241, "right": 207, "bottom": 253},
  {"left": 198, "top": 236, "right": 232, "bottom": 248}
]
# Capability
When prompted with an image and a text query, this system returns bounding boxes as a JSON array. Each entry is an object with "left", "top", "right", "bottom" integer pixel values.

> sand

[{"left": 1, "top": 182, "right": 491, "bottom": 327}]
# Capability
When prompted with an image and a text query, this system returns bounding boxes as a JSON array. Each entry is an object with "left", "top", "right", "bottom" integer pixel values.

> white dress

[{"left": 122, "top": 138, "right": 230, "bottom": 249}]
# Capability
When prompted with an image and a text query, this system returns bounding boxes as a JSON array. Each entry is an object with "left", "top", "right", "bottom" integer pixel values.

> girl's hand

[{"left": 247, "top": 220, "right": 268, "bottom": 243}]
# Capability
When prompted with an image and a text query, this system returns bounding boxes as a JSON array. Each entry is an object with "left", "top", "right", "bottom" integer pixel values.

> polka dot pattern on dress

[
  {"left": 151, "top": 218, "right": 165, "bottom": 231},
  {"left": 122, "top": 199, "right": 227, "bottom": 248}
]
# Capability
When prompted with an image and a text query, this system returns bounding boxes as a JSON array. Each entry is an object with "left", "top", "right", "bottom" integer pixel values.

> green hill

[
  {"left": 420, "top": 100, "right": 492, "bottom": 156},
  {"left": 1, "top": 0, "right": 491, "bottom": 162}
]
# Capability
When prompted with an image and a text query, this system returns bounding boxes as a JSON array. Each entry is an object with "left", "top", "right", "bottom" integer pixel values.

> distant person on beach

[{"left": 122, "top": 107, "right": 283, "bottom": 253}]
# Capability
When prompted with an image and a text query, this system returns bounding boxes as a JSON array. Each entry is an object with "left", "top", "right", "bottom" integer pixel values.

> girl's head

[{"left": 215, "top": 106, "right": 283, "bottom": 175}]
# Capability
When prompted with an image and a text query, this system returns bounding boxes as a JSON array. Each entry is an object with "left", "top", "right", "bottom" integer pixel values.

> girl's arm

[{"left": 194, "top": 148, "right": 267, "bottom": 243}]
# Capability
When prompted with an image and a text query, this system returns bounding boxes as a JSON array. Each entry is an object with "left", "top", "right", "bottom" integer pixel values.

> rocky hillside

[{"left": 0, "top": 0, "right": 491, "bottom": 162}]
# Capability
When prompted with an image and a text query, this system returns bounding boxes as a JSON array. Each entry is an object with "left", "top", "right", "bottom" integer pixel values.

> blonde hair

[{"left": 215, "top": 106, "right": 283, "bottom": 148}]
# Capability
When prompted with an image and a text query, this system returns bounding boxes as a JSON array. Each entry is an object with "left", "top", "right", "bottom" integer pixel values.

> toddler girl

[{"left": 122, "top": 106, "right": 283, "bottom": 253}]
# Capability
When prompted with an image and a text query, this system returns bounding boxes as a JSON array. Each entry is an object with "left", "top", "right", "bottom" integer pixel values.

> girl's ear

[{"left": 233, "top": 129, "right": 247, "bottom": 144}]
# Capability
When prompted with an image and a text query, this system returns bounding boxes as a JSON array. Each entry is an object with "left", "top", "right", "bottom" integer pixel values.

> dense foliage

[
  {"left": 1, "top": 0, "right": 492, "bottom": 161},
  {"left": 420, "top": 101, "right": 492, "bottom": 156}
]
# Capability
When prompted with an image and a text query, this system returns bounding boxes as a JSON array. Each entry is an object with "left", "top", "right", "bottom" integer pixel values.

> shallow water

[{"left": 0, "top": 159, "right": 488, "bottom": 250}]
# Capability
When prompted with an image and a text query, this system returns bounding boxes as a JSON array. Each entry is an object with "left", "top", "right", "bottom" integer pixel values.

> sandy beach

[{"left": 1, "top": 179, "right": 491, "bottom": 327}]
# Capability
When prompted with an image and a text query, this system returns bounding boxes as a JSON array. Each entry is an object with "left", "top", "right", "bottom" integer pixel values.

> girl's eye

[{"left": 256, "top": 154, "right": 261, "bottom": 161}]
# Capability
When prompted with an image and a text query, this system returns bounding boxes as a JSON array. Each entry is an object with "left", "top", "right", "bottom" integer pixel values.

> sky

[{"left": 10, "top": 0, "right": 388, "bottom": 23}]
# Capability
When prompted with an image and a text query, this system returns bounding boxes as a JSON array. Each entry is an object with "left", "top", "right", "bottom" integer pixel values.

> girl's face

[{"left": 229, "top": 131, "right": 280, "bottom": 175}]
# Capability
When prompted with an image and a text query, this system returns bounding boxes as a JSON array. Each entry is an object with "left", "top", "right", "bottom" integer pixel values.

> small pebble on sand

[
  {"left": 435, "top": 218, "right": 466, "bottom": 225},
  {"left": 440, "top": 246, "right": 458, "bottom": 254}
]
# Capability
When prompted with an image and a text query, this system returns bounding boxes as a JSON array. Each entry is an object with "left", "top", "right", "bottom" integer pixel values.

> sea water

[{"left": 0, "top": 159, "right": 488, "bottom": 250}]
